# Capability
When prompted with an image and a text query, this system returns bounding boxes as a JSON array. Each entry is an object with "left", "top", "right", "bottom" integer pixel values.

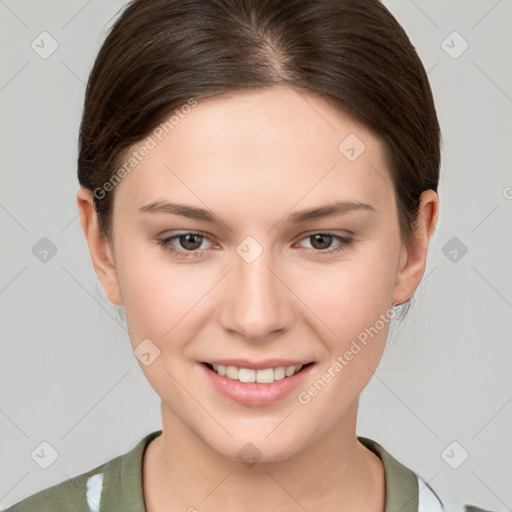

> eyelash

[{"left": 157, "top": 231, "right": 354, "bottom": 260}]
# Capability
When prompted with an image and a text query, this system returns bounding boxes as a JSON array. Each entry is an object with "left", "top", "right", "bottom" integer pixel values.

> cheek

[
  {"left": 299, "top": 242, "right": 399, "bottom": 339},
  {"left": 115, "top": 241, "right": 217, "bottom": 351},
  {"left": 115, "top": 251, "right": 214, "bottom": 401},
  {"left": 293, "top": 250, "right": 398, "bottom": 415},
  {"left": 120, "top": 267, "right": 190, "bottom": 341}
]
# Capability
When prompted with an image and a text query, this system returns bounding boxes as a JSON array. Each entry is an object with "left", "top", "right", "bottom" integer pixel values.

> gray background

[{"left": 1, "top": 0, "right": 511, "bottom": 510}]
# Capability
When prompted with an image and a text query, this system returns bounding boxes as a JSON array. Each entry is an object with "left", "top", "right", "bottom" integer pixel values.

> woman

[{"left": 4, "top": 0, "right": 499, "bottom": 511}]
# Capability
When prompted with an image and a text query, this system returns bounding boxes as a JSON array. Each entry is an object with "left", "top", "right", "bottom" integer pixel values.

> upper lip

[{"left": 202, "top": 359, "right": 314, "bottom": 370}]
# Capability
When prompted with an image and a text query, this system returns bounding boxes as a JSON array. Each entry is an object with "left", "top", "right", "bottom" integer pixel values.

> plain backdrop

[{"left": 1, "top": 0, "right": 511, "bottom": 510}]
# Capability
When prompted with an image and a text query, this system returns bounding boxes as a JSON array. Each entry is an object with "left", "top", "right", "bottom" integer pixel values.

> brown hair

[{"left": 78, "top": 0, "right": 440, "bottom": 248}]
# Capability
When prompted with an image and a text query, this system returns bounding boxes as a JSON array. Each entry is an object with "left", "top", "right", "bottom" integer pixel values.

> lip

[
  {"left": 200, "top": 361, "right": 315, "bottom": 407},
  {"left": 202, "top": 359, "right": 313, "bottom": 370}
]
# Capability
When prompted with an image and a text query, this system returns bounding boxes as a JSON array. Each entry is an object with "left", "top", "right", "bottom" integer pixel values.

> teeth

[
  {"left": 274, "top": 366, "right": 286, "bottom": 381},
  {"left": 238, "top": 368, "right": 255, "bottom": 382},
  {"left": 255, "top": 368, "right": 274, "bottom": 383},
  {"left": 285, "top": 366, "right": 296, "bottom": 377},
  {"left": 226, "top": 366, "right": 239, "bottom": 379},
  {"left": 210, "top": 364, "right": 304, "bottom": 383}
]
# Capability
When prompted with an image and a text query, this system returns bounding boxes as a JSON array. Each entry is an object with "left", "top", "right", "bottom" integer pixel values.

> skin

[{"left": 78, "top": 85, "right": 438, "bottom": 512}]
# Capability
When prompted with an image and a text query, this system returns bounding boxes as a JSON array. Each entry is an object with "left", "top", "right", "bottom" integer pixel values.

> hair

[{"left": 78, "top": 0, "right": 440, "bottom": 252}]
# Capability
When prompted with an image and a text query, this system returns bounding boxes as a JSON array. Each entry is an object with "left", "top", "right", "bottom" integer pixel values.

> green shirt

[{"left": 2, "top": 430, "right": 496, "bottom": 512}]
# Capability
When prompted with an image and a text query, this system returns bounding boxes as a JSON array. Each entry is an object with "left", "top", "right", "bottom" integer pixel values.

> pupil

[{"left": 311, "top": 234, "right": 332, "bottom": 250}]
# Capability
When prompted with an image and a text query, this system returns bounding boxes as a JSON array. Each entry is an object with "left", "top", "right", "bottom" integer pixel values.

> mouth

[
  {"left": 200, "top": 360, "right": 316, "bottom": 406},
  {"left": 202, "top": 362, "right": 315, "bottom": 384}
]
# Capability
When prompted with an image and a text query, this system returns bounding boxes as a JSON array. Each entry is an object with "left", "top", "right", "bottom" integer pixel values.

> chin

[{"left": 206, "top": 428, "right": 307, "bottom": 466}]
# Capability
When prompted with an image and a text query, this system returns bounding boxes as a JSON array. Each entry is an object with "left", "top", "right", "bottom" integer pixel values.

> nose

[{"left": 217, "top": 244, "right": 295, "bottom": 342}]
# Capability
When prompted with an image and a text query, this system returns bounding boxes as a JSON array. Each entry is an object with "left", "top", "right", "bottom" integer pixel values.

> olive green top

[{"left": 2, "top": 430, "right": 497, "bottom": 512}]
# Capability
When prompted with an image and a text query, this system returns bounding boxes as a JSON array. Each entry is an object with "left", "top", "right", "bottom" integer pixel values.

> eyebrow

[{"left": 138, "top": 199, "right": 376, "bottom": 225}]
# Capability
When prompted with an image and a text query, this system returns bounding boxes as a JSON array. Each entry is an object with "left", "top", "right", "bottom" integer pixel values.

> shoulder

[
  {"left": 1, "top": 466, "right": 108, "bottom": 512},
  {"left": 417, "top": 475, "right": 502, "bottom": 512},
  {"left": 1, "top": 430, "right": 162, "bottom": 512},
  {"left": 358, "top": 435, "right": 502, "bottom": 512}
]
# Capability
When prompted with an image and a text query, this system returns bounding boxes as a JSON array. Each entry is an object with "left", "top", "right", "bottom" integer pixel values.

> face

[{"left": 81, "top": 85, "right": 432, "bottom": 463}]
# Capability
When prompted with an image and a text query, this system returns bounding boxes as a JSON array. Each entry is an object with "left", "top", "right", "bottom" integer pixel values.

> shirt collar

[{"left": 358, "top": 435, "right": 419, "bottom": 512}]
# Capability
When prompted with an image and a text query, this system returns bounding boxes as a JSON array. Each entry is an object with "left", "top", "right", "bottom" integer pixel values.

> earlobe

[
  {"left": 392, "top": 190, "right": 439, "bottom": 306},
  {"left": 76, "top": 188, "right": 124, "bottom": 306}
]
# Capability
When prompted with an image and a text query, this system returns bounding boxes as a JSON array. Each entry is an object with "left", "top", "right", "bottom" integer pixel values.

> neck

[{"left": 143, "top": 401, "right": 385, "bottom": 512}]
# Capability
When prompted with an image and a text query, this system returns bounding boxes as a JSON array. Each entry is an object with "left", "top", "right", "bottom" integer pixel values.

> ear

[
  {"left": 392, "top": 189, "right": 439, "bottom": 306},
  {"left": 77, "top": 188, "right": 124, "bottom": 306}
]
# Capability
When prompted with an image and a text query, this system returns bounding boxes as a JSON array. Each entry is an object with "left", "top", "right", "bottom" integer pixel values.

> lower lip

[{"left": 200, "top": 363, "right": 315, "bottom": 406}]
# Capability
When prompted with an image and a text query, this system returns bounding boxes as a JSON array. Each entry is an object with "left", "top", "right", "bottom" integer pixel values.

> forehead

[{"left": 114, "top": 86, "right": 394, "bottom": 219}]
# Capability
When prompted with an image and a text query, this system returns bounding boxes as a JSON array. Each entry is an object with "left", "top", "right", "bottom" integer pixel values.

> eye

[
  {"left": 157, "top": 231, "right": 354, "bottom": 260},
  {"left": 297, "top": 232, "right": 354, "bottom": 255},
  {"left": 158, "top": 232, "right": 213, "bottom": 259}
]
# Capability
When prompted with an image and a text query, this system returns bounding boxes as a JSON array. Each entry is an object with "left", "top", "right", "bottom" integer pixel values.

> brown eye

[
  {"left": 179, "top": 233, "right": 204, "bottom": 251},
  {"left": 309, "top": 233, "right": 334, "bottom": 250},
  {"left": 158, "top": 232, "right": 212, "bottom": 259},
  {"left": 297, "top": 232, "right": 354, "bottom": 255}
]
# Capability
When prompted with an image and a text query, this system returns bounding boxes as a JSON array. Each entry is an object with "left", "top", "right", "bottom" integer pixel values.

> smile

[
  {"left": 205, "top": 363, "right": 308, "bottom": 383},
  {"left": 201, "top": 361, "right": 315, "bottom": 406}
]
